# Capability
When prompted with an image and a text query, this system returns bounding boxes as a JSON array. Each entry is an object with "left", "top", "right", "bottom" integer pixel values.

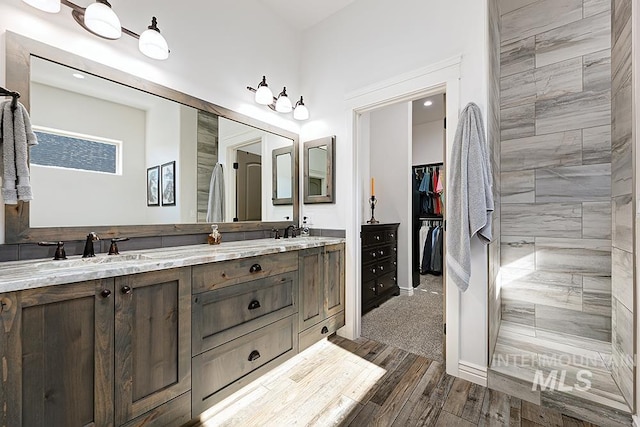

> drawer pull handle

[
  {"left": 371, "top": 252, "right": 377, "bottom": 258},
  {"left": 248, "top": 300, "right": 261, "bottom": 310},
  {"left": 371, "top": 286, "right": 376, "bottom": 292},
  {"left": 379, "top": 266, "right": 384, "bottom": 271},
  {"left": 390, "top": 233, "right": 394, "bottom": 238},
  {"left": 121, "top": 286, "right": 132, "bottom": 295},
  {"left": 379, "top": 283, "right": 384, "bottom": 288},
  {"left": 371, "top": 268, "right": 376, "bottom": 274},
  {"left": 249, "top": 264, "right": 262, "bottom": 273},
  {"left": 100, "top": 289, "right": 111, "bottom": 298},
  {"left": 375, "top": 235, "right": 380, "bottom": 241},
  {"left": 321, "top": 326, "right": 329, "bottom": 334},
  {"left": 248, "top": 350, "right": 261, "bottom": 362},
  {"left": 379, "top": 250, "right": 384, "bottom": 256}
]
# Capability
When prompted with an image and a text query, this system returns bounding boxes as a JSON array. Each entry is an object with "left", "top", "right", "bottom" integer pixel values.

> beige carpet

[{"left": 361, "top": 274, "right": 444, "bottom": 362}]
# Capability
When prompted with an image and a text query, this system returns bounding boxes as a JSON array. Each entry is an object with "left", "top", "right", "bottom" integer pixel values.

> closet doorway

[{"left": 359, "top": 91, "right": 447, "bottom": 363}]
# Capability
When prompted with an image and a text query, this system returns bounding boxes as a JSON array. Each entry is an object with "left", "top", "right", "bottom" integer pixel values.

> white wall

[
  {"left": 0, "top": 0, "right": 302, "bottom": 241},
  {"left": 29, "top": 82, "right": 147, "bottom": 227},
  {"left": 298, "top": 0, "right": 490, "bottom": 374},
  {"left": 179, "top": 106, "right": 198, "bottom": 223},
  {"left": 370, "top": 102, "right": 412, "bottom": 292},
  {"left": 413, "top": 120, "right": 445, "bottom": 165}
]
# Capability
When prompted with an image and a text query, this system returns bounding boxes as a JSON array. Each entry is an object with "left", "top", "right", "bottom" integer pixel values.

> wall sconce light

[
  {"left": 22, "top": 0, "right": 170, "bottom": 60},
  {"left": 247, "top": 76, "right": 309, "bottom": 121}
]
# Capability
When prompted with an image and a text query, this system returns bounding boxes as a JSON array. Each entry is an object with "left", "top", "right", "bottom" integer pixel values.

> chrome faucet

[{"left": 82, "top": 232, "right": 99, "bottom": 258}]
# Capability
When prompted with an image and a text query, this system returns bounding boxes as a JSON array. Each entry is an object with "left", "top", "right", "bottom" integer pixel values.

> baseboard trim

[
  {"left": 458, "top": 360, "right": 487, "bottom": 387},
  {"left": 399, "top": 287, "right": 413, "bottom": 296}
]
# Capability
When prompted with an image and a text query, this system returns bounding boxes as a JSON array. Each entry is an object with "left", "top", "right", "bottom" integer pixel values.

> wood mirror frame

[
  {"left": 4, "top": 32, "right": 299, "bottom": 244},
  {"left": 303, "top": 136, "right": 335, "bottom": 204},
  {"left": 271, "top": 146, "right": 294, "bottom": 206}
]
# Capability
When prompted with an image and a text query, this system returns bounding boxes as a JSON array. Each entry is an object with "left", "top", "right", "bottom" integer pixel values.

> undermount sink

[{"left": 35, "top": 253, "right": 150, "bottom": 270}]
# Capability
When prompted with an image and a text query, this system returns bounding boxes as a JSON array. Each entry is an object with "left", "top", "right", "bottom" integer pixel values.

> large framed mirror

[
  {"left": 4, "top": 32, "right": 299, "bottom": 244},
  {"left": 303, "top": 136, "right": 335, "bottom": 204}
]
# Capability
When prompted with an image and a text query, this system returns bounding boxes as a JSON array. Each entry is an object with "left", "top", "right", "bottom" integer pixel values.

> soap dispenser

[
  {"left": 301, "top": 217, "right": 310, "bottom": 237},
  {"left": 208, "top": 224, "right": 222, "bottom": 245}
]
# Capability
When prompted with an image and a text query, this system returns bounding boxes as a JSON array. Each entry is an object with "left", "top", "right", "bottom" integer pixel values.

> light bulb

[
  {"left": 22, "top": 0, "right": 60, "bottom": 13},
  {"left": 139, "top": 17, "right": 169, "bottom": 60},
  {"left": 84, "top": 0, "right": 121, "bottom": 40},
  {"left": 275, "top": 87, "right": 292, "bottom": 113}
]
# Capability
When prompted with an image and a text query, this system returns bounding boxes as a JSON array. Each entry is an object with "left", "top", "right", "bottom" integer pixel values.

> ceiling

[
  {"left": 258, "top": 0, "right": 358, "bottom": 31},
  {"left": 412, "top": 94, "right": 446, "bottom": 126}
]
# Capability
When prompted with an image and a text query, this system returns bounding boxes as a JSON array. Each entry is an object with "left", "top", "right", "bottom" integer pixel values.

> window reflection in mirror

[
  {"left": 308, "top": 146, "right": 328, "bottom": 196},
  {"left": 28, "top": 57, "right": 294, "bottom": 227}
]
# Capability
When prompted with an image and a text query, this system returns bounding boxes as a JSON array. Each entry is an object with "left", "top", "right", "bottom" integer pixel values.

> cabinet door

[
  {"left": 114, "top": 268, "right": 191, "bottom": 425},
  {"left": 324, "top": 243, "right": 345, "bottom": 318},
  {"left": 298, "top": 247, "right": 324, "bottom": 330},
  {"left": 0, "top": 280, "right": 115, "bottom": 427}
]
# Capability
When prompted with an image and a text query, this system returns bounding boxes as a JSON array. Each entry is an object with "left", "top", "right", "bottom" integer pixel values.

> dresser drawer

[
  {"left": 192, "top": 272, "right": 298, "bottom": 355},
  {"left": 362, "top": 230, "right": 388, "bottom": 246},
  {"left": 299, "top": 311, "right": 345, "bottom": 352},
  {"left": 362, "top": 244, "right": 395, "bottom": 264},
  {"left": 192, "top": 251, "right": 298, "bottom": 294},
  {"left": 362, "top": 257, "right": 396, "bottom": 282},
  {"left": 376, "top": 271, "right": 398, "bottom": 295},
  {"left": 192, "top": 316, "right": 296, "bottom": 415}
]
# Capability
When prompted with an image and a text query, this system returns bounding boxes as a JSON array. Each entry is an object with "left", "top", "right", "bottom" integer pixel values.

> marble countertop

[{"left": 0, "top": 237, "right": 345, "bottom": 293}]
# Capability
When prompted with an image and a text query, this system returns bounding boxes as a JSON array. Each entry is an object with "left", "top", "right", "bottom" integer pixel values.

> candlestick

[{"left": 367, "top": 195, "right": 379, "bottom": 224}]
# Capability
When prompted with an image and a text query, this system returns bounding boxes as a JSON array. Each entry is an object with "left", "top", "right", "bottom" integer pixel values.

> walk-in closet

[{"left": 360, "top": 93, "right": 447, "bottom": 362}]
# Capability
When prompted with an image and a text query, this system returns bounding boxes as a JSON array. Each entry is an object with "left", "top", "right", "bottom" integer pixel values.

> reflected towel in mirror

[{"left": 206, "top": 163, "right": 224, "bottom": 222}]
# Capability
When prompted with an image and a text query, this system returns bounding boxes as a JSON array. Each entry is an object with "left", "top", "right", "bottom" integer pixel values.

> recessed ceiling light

[
  {"left": 72, "top": 73, "right": 85, "bottom": 79},
  {"left": 423, "top": 100, "right": 433, "bottom": 107}
]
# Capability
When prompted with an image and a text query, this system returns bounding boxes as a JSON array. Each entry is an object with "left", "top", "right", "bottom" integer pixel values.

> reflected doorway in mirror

[
  {"left": 147, "top": 165, "right": 159, "bottom": 206},
  {"left": 161, "top": 161, "right": 175, "bottom": 206}
]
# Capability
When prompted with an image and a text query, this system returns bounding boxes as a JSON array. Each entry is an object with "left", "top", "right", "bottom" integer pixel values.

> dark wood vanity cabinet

[
  {"left": 0, "top": 269, "right": 192, "bottom": 427},
  {"left": 298, "top": 243, "right": 346, "bottom": 351},
  {"left": 361, "top": 223, "right": 400, "bottom": 314},
  {"left": 0, "top": 279, "right": 116, "bottom": 427}
]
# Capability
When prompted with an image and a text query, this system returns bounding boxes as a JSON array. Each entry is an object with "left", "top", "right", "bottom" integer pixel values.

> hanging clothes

[{"left": 0, "top": 100, "right": 37, "bottom": 204}]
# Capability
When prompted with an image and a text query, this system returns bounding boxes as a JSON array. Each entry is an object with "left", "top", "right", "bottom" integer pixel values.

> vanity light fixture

[
  {"left": 275, "top": 87, "right": 292, "bottom": 113},
  {"left": 21, "top": 0, "right": 170, "bottom": 60},
  {"left": 83, "top": 0, "right": 121, "bottom": 40},
  {"left": 247, "top": 77, "right": 309, "bottom": 120},
  {"left": 293, "top": 97, "right": 309, "bottom": 121},
  {"left": 22, "top": 0, "right": 60, "bottom": 13}
]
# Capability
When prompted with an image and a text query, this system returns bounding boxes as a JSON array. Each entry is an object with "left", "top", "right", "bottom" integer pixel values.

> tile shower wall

[
  {"left": 499, "top": 0, "right": 613, "bottom": 342},
  {"left": 610, "top": 0, "right": 634, "bottom": 407},
  {"left": 488, "top": 0, "right": 502, "bottom": 361}
]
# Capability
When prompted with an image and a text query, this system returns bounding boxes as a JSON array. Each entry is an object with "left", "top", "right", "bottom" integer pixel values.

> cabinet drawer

[
  {"left": 362, "top": 279, "right": 378, "bottom": 302},
  {"left": 192, "top": 272, "right": 297, "bottom": 355},
  {"left": 192, "top": 316, "right": 296, "bottom": 415},
  {"left": 362, "top": 244, "right": 395, "bottom": 263},
  {"left": 376, "top": 271, "right": 398, "bottom": 295},
  {"left": 362, "top": 230, "right": 388, "bottom": 246},
  {"left": 299, "top": 311, "right": 345, "bottom": 352},
  {"left": 192, "top": 251, "right": 298, "bottom": 294},
  {"left": 362, "top": 258, "right": 397, "bottom": 282}
]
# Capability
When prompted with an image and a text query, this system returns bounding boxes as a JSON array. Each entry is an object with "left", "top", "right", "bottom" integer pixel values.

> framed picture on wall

[
  {"left": 147, "top": 165, "right": 160, "bottom": 206},
  {"left": 161, "top": 161, "right": 176, "bottom": 206}
]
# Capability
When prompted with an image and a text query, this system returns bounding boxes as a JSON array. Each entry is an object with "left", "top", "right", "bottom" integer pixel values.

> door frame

[{"left": 340, "top": 56, "right": 461, "bottom": 377}]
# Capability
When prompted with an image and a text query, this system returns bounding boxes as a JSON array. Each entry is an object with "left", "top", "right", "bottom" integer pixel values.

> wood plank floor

[{"left": 193, "top": 335, "right": 609, "bottom": 426}]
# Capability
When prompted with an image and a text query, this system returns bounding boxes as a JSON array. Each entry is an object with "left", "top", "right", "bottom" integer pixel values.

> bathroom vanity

[{"left": 0, "top": 238, "right": 345, "bottom": 426}]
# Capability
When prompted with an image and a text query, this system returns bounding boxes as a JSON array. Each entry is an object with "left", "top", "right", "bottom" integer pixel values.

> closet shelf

[{"left": 418, "top": 214, "right": 443, "bottom": 220}]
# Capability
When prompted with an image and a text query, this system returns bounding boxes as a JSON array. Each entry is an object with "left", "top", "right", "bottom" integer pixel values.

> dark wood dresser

[{"left": 361, "top": 223, "right": 400, "bottom": 314}]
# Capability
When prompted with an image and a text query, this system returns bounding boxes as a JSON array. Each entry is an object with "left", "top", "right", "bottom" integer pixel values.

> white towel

[
  {"left": 0, "top": 101, "right": 38, "bottom": 204},
  {"left": 446, "top": 102, "right": 494, "bottom": 292},
  {"left": 206, "top": 163, "right": 224, "bottom": 222}
]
